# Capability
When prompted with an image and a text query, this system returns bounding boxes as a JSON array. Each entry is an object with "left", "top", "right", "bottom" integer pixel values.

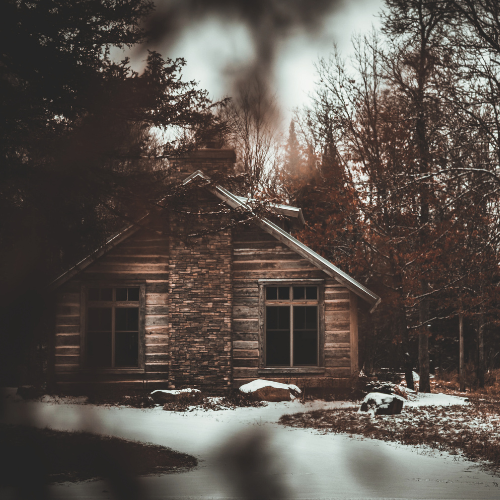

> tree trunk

[
  {"left": 419, "top": 281, "right": 431, "bottom": 393},
  {"left": 400, "top": 308, "right": 414, "bottom": 390},
  {"left": 477, "top": 311, "right": 485, "bottom": 388},
  {"left": 459, "top": 312, "right": 465, "bottom": 392}
]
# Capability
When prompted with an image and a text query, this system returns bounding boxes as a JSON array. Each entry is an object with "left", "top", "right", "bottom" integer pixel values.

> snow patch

[
  {"left": 406, "top": 392, "right": 469, "bottom": 407},
  {"left": 239, "top": 379, "right": 301, "bottom": 394},
  {"left": 151, "top": 388, "right": 201, "bottom": 396}
]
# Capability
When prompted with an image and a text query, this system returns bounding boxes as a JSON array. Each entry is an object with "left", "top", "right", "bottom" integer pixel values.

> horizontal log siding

[
  {"left": 54, "top": 282, "right": 81, "bottom": 374},
  {"left": 324, "top": 280, "right": 352, "bottom": 376},
  {"left": 232, "top": 225, "right": 353, "bottom": 389},
  {"left": 55, "top": 224, "right": 171, "bottom": 386}
]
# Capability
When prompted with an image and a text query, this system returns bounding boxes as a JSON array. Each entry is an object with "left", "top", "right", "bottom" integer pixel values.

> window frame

[
  {"left": 80, "top": 284, "right": 146, "bottom": 372},
  {"left": 258, "top": 279, "right": 325, "bottom": 372}
]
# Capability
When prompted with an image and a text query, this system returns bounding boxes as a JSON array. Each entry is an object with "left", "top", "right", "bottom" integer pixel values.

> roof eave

[{"left": 256, "top": 217, "right": 381, "bottom": 310}]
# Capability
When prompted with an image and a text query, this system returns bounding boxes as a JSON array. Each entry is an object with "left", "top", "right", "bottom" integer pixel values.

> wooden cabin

[{"left": 49, "top": 149, "right": 380, "bottom": 392}]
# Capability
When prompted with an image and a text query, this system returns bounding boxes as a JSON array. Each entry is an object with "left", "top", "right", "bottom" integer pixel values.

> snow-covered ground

[{"left": 1, "top": 389, "right": 497, "bottom": 500}]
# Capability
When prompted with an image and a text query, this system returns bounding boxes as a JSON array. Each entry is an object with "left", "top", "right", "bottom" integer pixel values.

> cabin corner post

[
  {"left": 349, "top": 292, "right": 359, "bottom": 375},
  {"left": 318, "top": 284, "right": 325, "bottom": 368},
  {"left": 80, "top": 284, "right": 86, "bottom": 369},
  {"left": 258, "top": 283, "right": 265, "bottom": 368}
]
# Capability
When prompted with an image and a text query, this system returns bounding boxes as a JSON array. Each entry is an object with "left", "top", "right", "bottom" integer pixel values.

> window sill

[
  {"left": 258, "top": 367, "right": 326, "bottom": 375},
  {"left": 81, "top": 368, "right": 145, "bottom": 375}
]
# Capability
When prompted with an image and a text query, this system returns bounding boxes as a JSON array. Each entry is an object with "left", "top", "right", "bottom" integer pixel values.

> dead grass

[
  {"left": 279, "top": 395, "right": 500, "bottom": 473},
  {"left": 433, "top": 367, "right": 500, "bottom": 395},
  {"left": 37, "top": 388, "right": 267, "bottom": 410},
  {"left": 0, "top": 424, "right": 197, "bottom": 485}
]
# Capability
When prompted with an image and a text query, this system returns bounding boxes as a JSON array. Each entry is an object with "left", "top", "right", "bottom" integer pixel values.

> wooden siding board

[
  {"left": 55, "top": 325, "right": 80, "bottom": 334},
  {"left": 57, "top": 293, "right": 80, "bottom": 304},
  {"left": 350, "top": 292, "right": 358, "bottom": 375},
  {"left": 325, "top": 332, "right": 350, "bottom": 344},
  {"left": 145, "top": 344, "right": 169, "bottom": 354},
  {"left": 233, "top": 358, "right": 259, "bottom": 367},
  {"left": 232, "top": 319, "right": 259, "bottom": 333},
  {"left": 56, "top": 316, "right": 80, "bottom": 326},
  {"left": 233, "top": 341, "right": 258, "bottom": 349},
  {"left": 55, "top": 347, "right": 80, "bottom": 355},
  {"left": 145, "top": 305, "right": 168, "bottom": 315},
  {"left": 146, "top": 293, "right": 168, "bottom": 305},
  {"left": 55, "top": 355, "right": 80, "bottom": 364},
  {"left": 146, "top": 281, "right": 169, "bottom": 293},
  {"left": 55, "top": 334, "right": 80, "bottom": 346},
  {"left": 145, "top": 316, "right": 169, "bottom": 327},
  {"left": 232, "top": 333, "right": 258, "bottom": 342},
  {"left": 233, "top": 305, "right": 257, "bottom": 319},
  {"left": 233, "top": 349, "right": 259, "bottom": 358},
  {"left": 233, "top": 261, "right": 318, "bottom": 271},
  {"left": 233, "top": 368, "right": 259, "bottom": 378},
  {"left": 145, "top": 326, "right": 169, "bottom": 335},
  {"left": 144, "top": 334, "right": 169, "bottom": 344},
  {"left": 80, "top": 273, "right": 169, "bottom": 281}
]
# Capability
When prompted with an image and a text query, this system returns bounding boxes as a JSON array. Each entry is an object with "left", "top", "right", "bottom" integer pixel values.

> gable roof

[{"left": 49, "top": 170, "right": 380, "bottom": 311}]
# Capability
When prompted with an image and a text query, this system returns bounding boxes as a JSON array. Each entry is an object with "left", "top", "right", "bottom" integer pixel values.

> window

[
  {"left": 85, "top": 286, "right": 142, "bottom": 368},
  {"left": 265, "top": 285, "right": 319, "bottom": 366}
]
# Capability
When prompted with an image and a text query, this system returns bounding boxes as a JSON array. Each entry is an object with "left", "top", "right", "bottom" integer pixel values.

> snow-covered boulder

[
  {"left": 239, "top": 379, "right": 301, "bottom": 402},
  {"left": 359, "top": 392, "right": 405, "bottom": 415},
  {"left": 150, "top": 388, "right": 202, "bottom": 404}
]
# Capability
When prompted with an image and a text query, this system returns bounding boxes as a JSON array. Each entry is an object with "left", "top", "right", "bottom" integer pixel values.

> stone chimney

[{"left": 169, "top": 148, "right": 236, "bottom": 184}]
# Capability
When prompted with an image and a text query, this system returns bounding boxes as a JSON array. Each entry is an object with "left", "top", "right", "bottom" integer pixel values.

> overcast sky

[{"left": 124, "top": 0, "right": 384, "bottom": 125}]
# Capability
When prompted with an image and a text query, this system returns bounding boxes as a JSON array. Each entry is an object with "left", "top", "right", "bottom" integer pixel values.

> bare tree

[{"left": 222, "top": 78, "right": 283, "bottom": 197}]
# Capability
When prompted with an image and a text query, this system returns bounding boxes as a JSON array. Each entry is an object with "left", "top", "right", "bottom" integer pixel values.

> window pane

[
  {"left": 293, "top": 287, "right": 305, "bottom": 300},
  {"left": 266, "top": 287, "right": 277, "bottom": 300},
  {"left": 127, "top": 287, "right": 140, "bottom": 301},
  {"left": 294, "top": 306, "right": 317, "bottom": 330},
  {"left": 278, "top": 287, "right": 290, "bottom": 300},
  {"left": 116, "top": 288, "right": 128, "bottom": 301},
  {"left": 116, "top": 308, "right": 139, "bottom": 331},
  {"left": 306, "top": 286, "right": 317, "bottom": 300},
  {"left": 266, "top": 306, "right": 278, "bottom": 329},
  {"left": 266, "top": 331, "right": 290, "bottom": 365},
  {"left": 115, "top": 332, "right": 139, "bottom": 367},
  {"left": 100, "top": 288, "right": 112, "bottom": 301},
  {"left": 87, "top": 331, "right": 112, "bottom": 367},
  {"left": 293, "top": 306, "right": 305, "bottom": 330},
  {"left": 88, "top": 288, "right": 100, "bottom": 301},
  {"left": 88, "top": 308, "right": 112, "bottom": 331},
  {"left": 293, "top": 330, "right": 317, "bottom": 365},
  {"left": 305, "top": 306, "right": 317, "bottom": 330},
  {"left": 267, "top": 306, "right": 290, "bottom": 330}
]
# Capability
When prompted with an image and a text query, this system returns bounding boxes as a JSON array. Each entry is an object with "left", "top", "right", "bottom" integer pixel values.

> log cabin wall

[
  {"left": 53, "top": 150, "right": 236, "bottom": 391},
  {"left": 53, "top": 149, "right": 362, "bottom": 391},
  {"left": 54, "top": 213, "right": 170, "bottom": 388},
  {"left": 232, "top": 223, "right": 356, "bottom": 389}
]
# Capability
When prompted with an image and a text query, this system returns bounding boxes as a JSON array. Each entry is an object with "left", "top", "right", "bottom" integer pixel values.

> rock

[
  {"left": 150, "top": 388, "right": 202, "bottom": 405},
  {"left": 359, "top": 392, "right": 405, "bottom": 415},
  {"left": 239, "top": 379, "right": 301, "bottom": 402}
]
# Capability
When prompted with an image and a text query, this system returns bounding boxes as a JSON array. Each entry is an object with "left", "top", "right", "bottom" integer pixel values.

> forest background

[{"left": 1, "top": 0, "right": 499, "bottom": 393}]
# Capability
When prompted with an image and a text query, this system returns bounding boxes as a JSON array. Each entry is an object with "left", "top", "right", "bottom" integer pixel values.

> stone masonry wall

[{"left": 168, "top": 189, "right": 233, "bottom": 391}]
